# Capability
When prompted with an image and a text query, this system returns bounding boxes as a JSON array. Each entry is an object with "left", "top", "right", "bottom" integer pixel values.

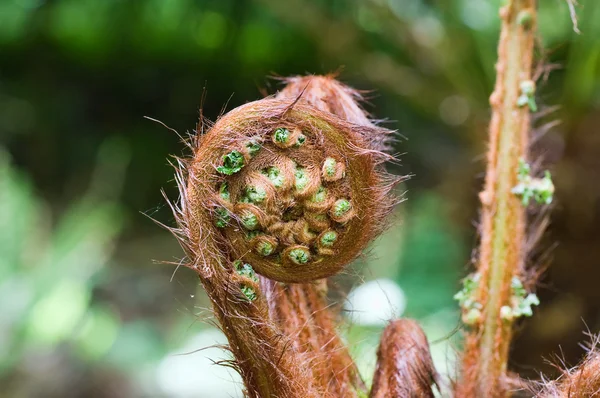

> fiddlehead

[
  {"left": 192, "top": 97, "right": 394, "bottom": 283},
  {"left": 169, "top": 75, "right": 398, "bottom": 397}
]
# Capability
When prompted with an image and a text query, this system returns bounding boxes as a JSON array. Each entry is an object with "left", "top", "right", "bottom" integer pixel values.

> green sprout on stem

[
  {"left": 454, "top": 272, "right": 483, "bottom": 326},
  {"left": 499, "top": 276, "right": 540, "bottom": 321},
  {"left": 240, "top": 286, "right": 257, "bottom": 301},
  {"left": 511, "top": 159, "right": 554, "bottom": 205},
  {"left": 311, "top": 186, "right": 327, "bottom": 203},
  {"left": 517, "top": 10, "right": 533, "bottom": 28},
  {"left": 516, "top": 80, "right": 537, "bottom": 112},
  {"left": 295, "top": 134, "right": 306, "bottom": 147},
  {"left": 234, "top": 260, "right": 259, "bottom": 282},
  {"left": 245, "top": 230, "right": 261, "bottom": 241},
  {"left": 216, "top": 151, "right": 245, "bottom": 175}
]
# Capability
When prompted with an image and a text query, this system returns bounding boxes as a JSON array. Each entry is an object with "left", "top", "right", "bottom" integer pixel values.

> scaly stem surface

[{"left": 457, "top": 1, "right": 536, "bottom": 396}]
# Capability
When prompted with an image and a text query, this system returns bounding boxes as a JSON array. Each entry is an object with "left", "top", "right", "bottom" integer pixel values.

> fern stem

[{"left": 457, "top": 1, "right": 536, "bottom": 396}]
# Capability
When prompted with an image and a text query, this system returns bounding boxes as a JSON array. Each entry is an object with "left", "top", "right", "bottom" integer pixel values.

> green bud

[
  {"left": 512, "top": 160, "right": 554, "bottom": 205},
  {"left": 463, "top": 308, "right": 482, "bottom": 325},
  {"left": 216, "top": 151, "right": 244, "bottom": 175},
  {"left": 323, "top": 157, "right": 337, "bottom": 177},
  {"left": 517, "top": 10, "right": 532, "bottom": 28},
  {"left": 511, "top": 276, "right": 524, "bottom": 293},
  {"left": 241, "top": 212, "right": 259, "bottom": 230},
  {"left": 520, "top": 80, "right": 535, "bottom": 95},
  {"left": 320, "top": 230, "right": 338, "bottom": 247},
  {"left": 245, "top": 230, "right": 261, "bottom": 241},
  {"left": 312, "top": 186, "right": 327, "bottom": 203},
  {"left": 454, "top": 272, "right": 481, "bottom": 311},
  {"left": 256, "top": 240, "right": 275, "bottom": 256},
  {"left": 246, "top": 140, "right": 261, "bottom": 157},
  {"left": 294, "top": 167, "right": 309, "bottom": 191},
  {"left": 219, "top": 183, "right": 230, "bottom": 201},
  {"left": 332, "top": 199, "right": 351, "bottom": 218},
  {"left": 517, "top": 94, "right": 529, "bottom": 108},
  {"left": 262, "top": 167, "right": 285, "bottom": 188},
  {"left": 295, "top": 134, "right": 306, "bottom": 146},
  {"left": 234, "top": 260, "right": 258, "bottom": 282},
  {"left": 242, "top": 186, "right": 267, "bottom": 204},
  {"left": 241, "top": 285, "right": 257, "bottom": 301},
  {"left": 313, "top": 214, "right": 327, "bottom": 221},
  {"left": 500, "top": 306, "right": 513, "bottom": 321},
  {"left": 215, "top": 207, "right": 230, "bottom": 228},
  {"left": 517, "top": 158, "right": 531, "bottom": 179},
  {"left": 517, "top": 80, "right": 537, "bottom": 111},
  {"left": 288, "top": 247, "right": 310, "bottom": 265},
  {"left": 274, "top": 128, "right": 290, "bottom": 144}
]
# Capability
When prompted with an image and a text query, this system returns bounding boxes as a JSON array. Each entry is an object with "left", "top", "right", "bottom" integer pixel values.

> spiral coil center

[{"left": 214, "top": 124, "right": 354, "bottom": 270}]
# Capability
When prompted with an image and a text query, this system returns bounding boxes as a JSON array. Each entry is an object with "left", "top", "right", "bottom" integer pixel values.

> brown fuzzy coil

[
  {"left": 189, "top": 96, "right": 395, "bottom": 283},
  {"left": 370, "top": 319, "right": 439, "bottom": 398}
]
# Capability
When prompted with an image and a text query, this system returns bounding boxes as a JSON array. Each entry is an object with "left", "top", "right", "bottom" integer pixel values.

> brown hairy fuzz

[
  {"left": 535, "top": 337, "right": 600, "bottom": 398},
  {"left": 370, "top": 319, "right": 439, "bottom": 398},
  {"left": 169, "top": 76, "right": 397, "bottom": 397},
  {"left": 456, "top": 1, "right": 537, "bottom": 397},
  {"left": 277, "top": 74, "right": 375, "bottom": 127},
  {"left": 542, "top": 353, "right": 600, "bottom": 397}
]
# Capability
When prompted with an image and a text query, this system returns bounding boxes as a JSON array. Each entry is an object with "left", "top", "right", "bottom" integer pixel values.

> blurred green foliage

[{"left": 0, "top": 0, "right": 599, "bottom": 396}]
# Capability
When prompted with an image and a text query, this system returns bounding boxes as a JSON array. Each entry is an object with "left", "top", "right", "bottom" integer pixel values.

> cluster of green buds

[
  {"left": 499, "top": 277, "right": 540, "bottom": 321},
  {"left": 211, "top": 125, "right": 357, "bottom": 273},
  {"left": 454, "top": 273, "right": 483, "bottom": 326},
  {"left": 516, "top": 80, "right": 537, "bottom": 112},
  {"left": 512, "top": 158, "right": 554, "bottom": 205}
]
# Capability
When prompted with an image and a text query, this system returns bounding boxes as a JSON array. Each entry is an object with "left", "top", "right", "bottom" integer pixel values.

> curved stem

[{"left": 176, "top": 174, "right": 320, "bottom": 398}]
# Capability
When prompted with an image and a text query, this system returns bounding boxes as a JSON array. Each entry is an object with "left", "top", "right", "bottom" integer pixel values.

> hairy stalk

[
  {"left": 264, "top": 280, "right": 366, "bottom": 396},
  {"left": 370, "top": 319, "right": 438, "bottom": 398},
  {"left": 173, "top": 166, "right": 319, "bottom": 397},
  {"left": 457, "top": 1, "right": 537, "bottom": 396}
]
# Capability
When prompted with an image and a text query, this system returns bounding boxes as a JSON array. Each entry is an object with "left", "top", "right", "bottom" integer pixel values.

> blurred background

[{"left": 1, "top": 0, "right": 599, "bottom": 396}]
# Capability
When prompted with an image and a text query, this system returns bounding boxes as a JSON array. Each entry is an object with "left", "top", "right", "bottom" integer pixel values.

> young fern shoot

[{"left": 169, "top": 77, "right": 399, "bottom": 397}]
